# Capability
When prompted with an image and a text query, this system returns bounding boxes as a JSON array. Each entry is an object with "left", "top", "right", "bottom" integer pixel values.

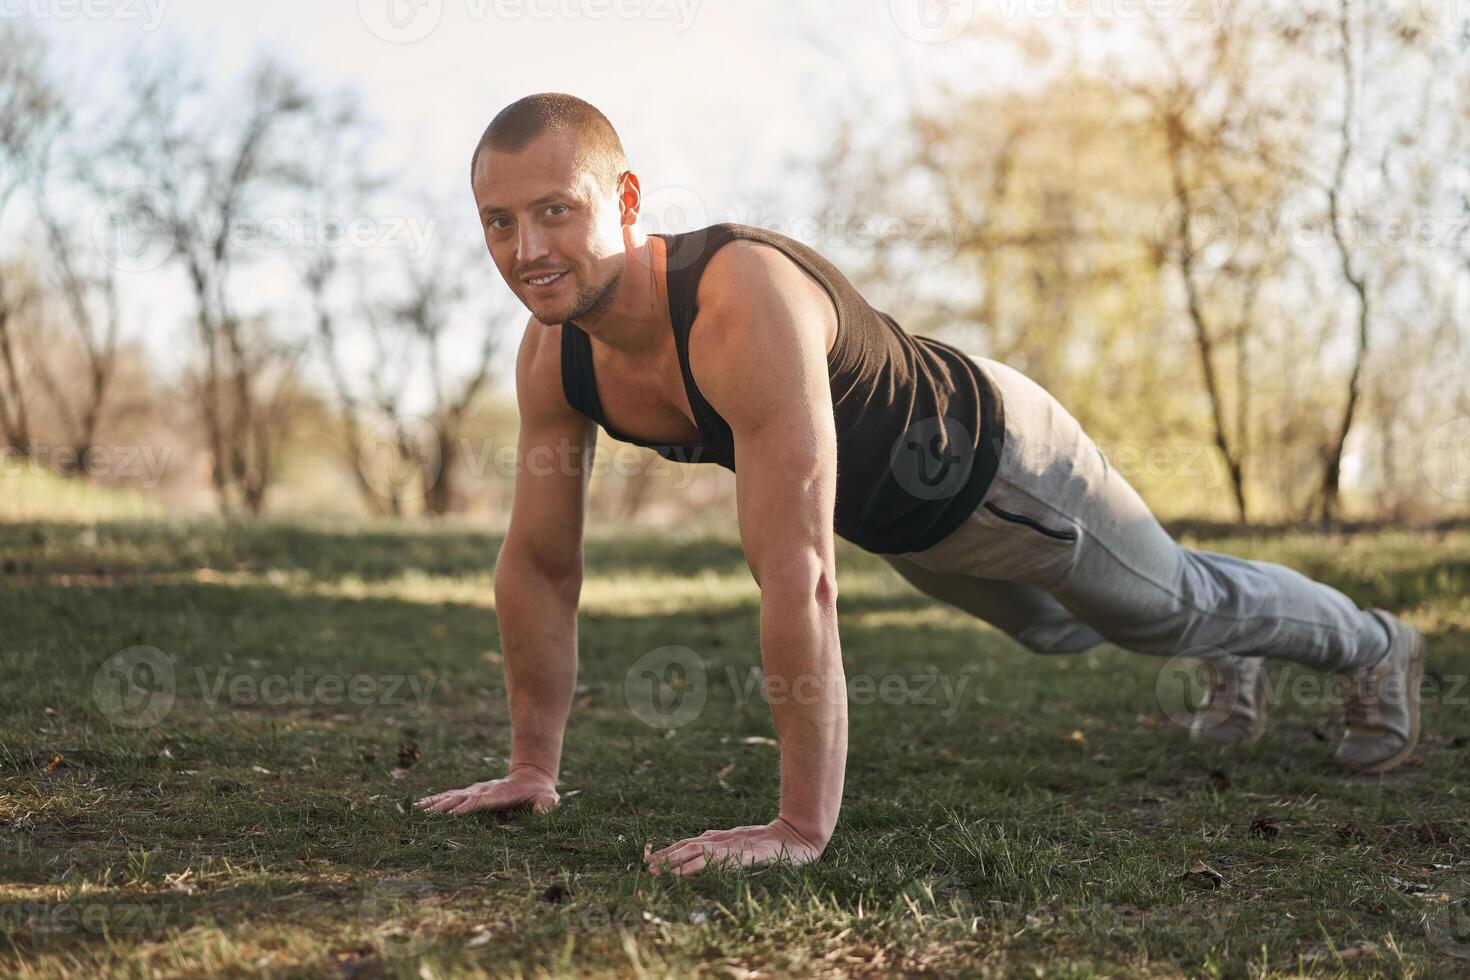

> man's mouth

[{"left": 522, "top": 271, "right": 567, "bottom": 289}]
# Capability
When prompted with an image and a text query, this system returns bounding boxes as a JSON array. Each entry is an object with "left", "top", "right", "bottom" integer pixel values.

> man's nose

[{"left": 516, "top": 223, "right": 550, "bottom": 266}]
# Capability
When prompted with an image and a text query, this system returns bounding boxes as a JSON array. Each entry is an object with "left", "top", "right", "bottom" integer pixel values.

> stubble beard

[{"left": 561, "top": 257, "right": 624, "bottom": 325}]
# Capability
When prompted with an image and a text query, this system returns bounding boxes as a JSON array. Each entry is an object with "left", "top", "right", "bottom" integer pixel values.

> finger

[
  {"left": 647, "top": 840, "right": 702, "bottom": 866},
  {"left": 426, "top": 792, "right": 472, "bottom": 813},
  {"left": 671, "top": 853, "right": 710, "bottom": 876},
  {"left": 647, "top": 829, "right": 736, "bottom": 863},
  {"left": 670, "top": 844, "right": 751, "bottom": 876},
  {"left": 651, "top": 840, "right": 725, "bottom": 873},
  {"left": 646, "top": 838, "right": 691, "bottom": 864},
  {"left": 416, "top": 781, "right": 496, "bottom": 808},
  {"left": 650, "top": 830, "right": 747, "bottom": 864},
  {"left": 649, "top": 847, "right": 702, "bottom": 875},
  {"left": 415, "top": 789, "right": 459, "bottom": 808},
  {"left": 647, "top": 838, "right": 704, "bottom": 873},
  {"left": 648, "top": 845, "right": 695, "bottom": 872},
  {"left": 416, "top": 790, "right": 465, "bottom": 808},
  {"left": 448, "top": 790, "right": 512, "bottom": 815}
]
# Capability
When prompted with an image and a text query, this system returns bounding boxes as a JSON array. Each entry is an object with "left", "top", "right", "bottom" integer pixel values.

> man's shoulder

[
  {"left": 516, "top": 315, "right": 562, "bottom": 369},
  {"left": 694, "top": 232, "right": 833, "bottom": 318},
  {"left": 515, "top": 316, "right": 575, "bottom": 416},
  {"left": 683, "top": 237, "right": 838, "bottom": 411}
]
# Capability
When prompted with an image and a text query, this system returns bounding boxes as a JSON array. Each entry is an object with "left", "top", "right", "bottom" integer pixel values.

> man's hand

[
  {"left": 414, "top": 764, "right": 559, "bottom": 815},
  {"left": 645, "top": 818, "right": 824, "bottom": 876}
]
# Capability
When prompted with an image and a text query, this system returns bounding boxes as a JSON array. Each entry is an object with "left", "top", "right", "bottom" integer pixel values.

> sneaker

[
  {"left": 1189, "top": 655, "right": 1269, "bottom": 746},
  {"left": 1334, "top": 609, "right": 1425, "bottom": 774}
]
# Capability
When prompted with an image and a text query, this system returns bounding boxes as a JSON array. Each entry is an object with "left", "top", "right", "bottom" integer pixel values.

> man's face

[{"left": 472, "top": 132, "right": 627, "bottom": 326}]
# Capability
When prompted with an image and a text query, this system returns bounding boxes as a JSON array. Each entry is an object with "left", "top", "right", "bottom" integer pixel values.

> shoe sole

[{"left": 1345, "top": 624, "right": 1424, "bottom": 775}]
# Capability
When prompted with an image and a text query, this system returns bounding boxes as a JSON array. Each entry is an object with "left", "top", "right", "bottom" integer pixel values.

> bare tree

[
  {"left": 25, "top": 173, "right": 124, "bottom": 475},
  {"left": 0, "top": 24, "right": 63, "bottom": 457},
  {"left": 105, "top": 53, "right": 315, "bottom": 514},
  {"left": 310, "top": 205, "right": 507, "bottom": 517},
  {"left": 1130, "top": 6, "right": 1293, "bottom": 523},
  {"left": 310, "top": 260, "right": 423, "bottom": 516},
  {"left": 387, "top": 251, "right": 500, "bottom": 516},
  {"left": 294, "top": 99, "right": 409, "bottom": 515}
]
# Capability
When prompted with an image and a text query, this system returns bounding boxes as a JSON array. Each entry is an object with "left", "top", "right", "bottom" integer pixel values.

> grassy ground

[{"left": 2, "top": 516, "right": 1469, "bottom": 978}]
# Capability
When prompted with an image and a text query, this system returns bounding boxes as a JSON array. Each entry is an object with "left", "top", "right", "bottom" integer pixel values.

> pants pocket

[{"left": 982, "top": 501, "right": 1078, "bottom": 542}]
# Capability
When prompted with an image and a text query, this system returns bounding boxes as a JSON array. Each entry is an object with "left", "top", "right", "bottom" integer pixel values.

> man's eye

[
  {"left": 487, "top": 217, "right": 511, "bottom": 231},
  {"left": 545, "top": 204, "right": 569, "bottom": 217}
]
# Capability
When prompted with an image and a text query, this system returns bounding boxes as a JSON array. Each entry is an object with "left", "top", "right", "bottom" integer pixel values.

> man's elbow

[
  {"left": 495, "top": 542, "right": 583, "bottom": 604},
  {"left": 757, "top": 553, "right": 838, "bottom": 614}
]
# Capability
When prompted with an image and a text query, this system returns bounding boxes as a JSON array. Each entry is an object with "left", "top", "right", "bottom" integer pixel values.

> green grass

[
  {"left": 0, "top": 468, "right": 161, "bottom": 523},
  {"left": 2, "top": 517, "right": 1469, "bottom": 977}
]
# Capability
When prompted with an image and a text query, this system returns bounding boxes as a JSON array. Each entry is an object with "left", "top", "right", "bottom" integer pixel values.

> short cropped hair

[{"left": 470, "top": 93, "right": 628, "bottom": 194}]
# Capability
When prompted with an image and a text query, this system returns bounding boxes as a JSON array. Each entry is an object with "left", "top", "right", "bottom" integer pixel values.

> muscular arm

[
  {"left": 417, "top": 318, "right": 594, "bottom": 815},
  {"left": 647, "top": 242, "right": 847, "bottom": 873}
]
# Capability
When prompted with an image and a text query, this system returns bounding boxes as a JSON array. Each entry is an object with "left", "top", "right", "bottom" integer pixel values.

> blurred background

[{"left": 2, "top": 0, "right": 1468, "bottom": 529}]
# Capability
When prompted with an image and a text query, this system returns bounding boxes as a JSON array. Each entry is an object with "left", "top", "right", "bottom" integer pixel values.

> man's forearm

[
  {"left": 495, "top": 555, "right": 580, "bottom": 780},
  {"left": 759, "top": 581, "right": 847, "bottom": 849}
]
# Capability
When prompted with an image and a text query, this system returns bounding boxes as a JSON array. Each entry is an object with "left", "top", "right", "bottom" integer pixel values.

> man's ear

[{"left": 617, "top": 170, "right": 640, "bottom": 228}]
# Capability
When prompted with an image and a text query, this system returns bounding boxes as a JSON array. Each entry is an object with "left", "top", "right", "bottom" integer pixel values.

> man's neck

[{"left": 574, "top": 232, "right": 672, "bottom": 360}]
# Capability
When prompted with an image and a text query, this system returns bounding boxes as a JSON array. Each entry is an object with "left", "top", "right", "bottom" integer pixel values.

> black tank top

[{"left": 561, "top": 223, "right": 1004, "bottom": 554}]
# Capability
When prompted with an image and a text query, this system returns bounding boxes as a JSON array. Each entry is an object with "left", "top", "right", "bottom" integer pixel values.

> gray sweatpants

[{"left": 882, "top": 357, "right": 1389, "bottom": 673}]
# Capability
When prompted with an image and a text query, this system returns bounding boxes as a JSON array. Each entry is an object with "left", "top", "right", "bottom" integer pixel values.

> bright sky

[
  {"left": 16, "top": 1, "right": 1018, "bottom": 390},
  {"left": 13, "top": 1, "right": 1207, "bottom": 400},
  {"left": 33, "top": 0, "right": 999, "bottom": 235}
]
